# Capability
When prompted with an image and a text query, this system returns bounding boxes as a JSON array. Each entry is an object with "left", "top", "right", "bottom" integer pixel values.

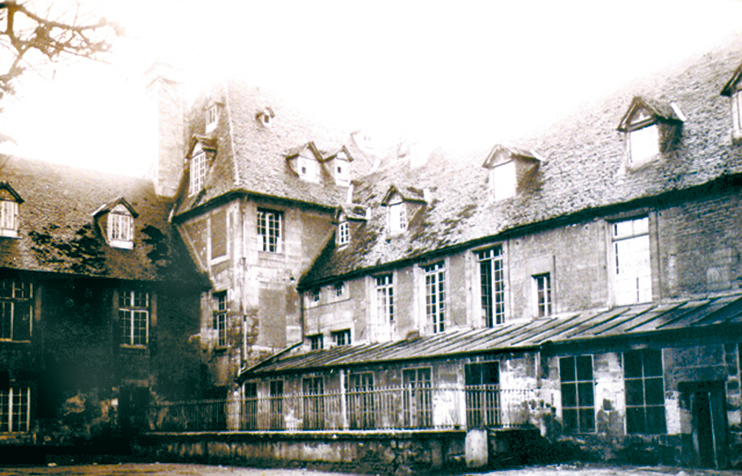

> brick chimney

[{"left": 145, "top": 62, "right": 186, "bottom": 198}]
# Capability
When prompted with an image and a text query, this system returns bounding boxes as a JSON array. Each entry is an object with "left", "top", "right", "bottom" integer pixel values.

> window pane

[
  {"left": 626, "top": 407, "right": 646, "bottom": 434},
  {"left": 624, "top": 351, "right": 643, "bottom": 378},
  {"left": 578, "top": 382, "right": 594, "bottom": 407},
  {"left": 643, "top": 349, "right": 663, "bottom": 377},
  {"left": 561, "top": 383, "right": 577, "bottom": 408},
  {"left": 579, "top": 408, "right": 595, "bottom": 433},
  {"left": 625, "top": 379, "right": 644, "bottom": 406},
  {"left": 576, "top": 356, "right": 593, "bottom": 381},
  {"left": 563, "top": 409, "right": 578, "bottom": 432},
  {"left": 646, "top": 406, "right": 667, "bottom": 434},
  {"left": 644, "top": 378, "right": 664, "bottom": 405},
  {"left": 560, "top": 357, "right": 576, "bottom": 382}
]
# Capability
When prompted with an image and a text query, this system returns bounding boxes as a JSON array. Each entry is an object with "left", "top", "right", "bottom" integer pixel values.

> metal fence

[{"left": 148, "top": 385, "right": 536, "bottom": 432}]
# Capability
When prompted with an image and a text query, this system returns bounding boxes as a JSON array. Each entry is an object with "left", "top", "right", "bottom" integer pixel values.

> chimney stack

[{"left": 145, "top": 62, "right": 186, "bottom": 199}]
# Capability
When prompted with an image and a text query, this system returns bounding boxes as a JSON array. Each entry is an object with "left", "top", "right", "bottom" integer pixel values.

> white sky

[{"left": 1, "top": 0, "right": 742, "bottom": 176}]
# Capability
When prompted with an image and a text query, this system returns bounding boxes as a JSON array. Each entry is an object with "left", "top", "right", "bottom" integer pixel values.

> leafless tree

[{"left": 0, "top": 0, "right": 119, "bottom": 101}]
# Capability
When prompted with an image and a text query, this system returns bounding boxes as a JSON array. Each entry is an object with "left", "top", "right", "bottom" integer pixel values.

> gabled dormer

[
  {"left": 381, "top": 185, "right": 427, "bottom": 236},
  {"left": 482, "top": 145, "right": 542, "bottom": 201},
  {"left": 322, "top": 146, "right": 354, "bottom": 186},
  {"left": 204, "top": 99, "right": 223, "bottom": 133},
  {"left": 93, "top": 197, "right": 139, "bottom": 250},
  {"left": 187, "top": 135, "right": 218, "bottom": 196},
  {"left": 721, "top": 64, "right": 742, "bottom": 141},
  {"left": 617, "top": 96, "right": 685, "bottom": 168},
  {"left": 285, "top": 142, "right": 322, "bottom": 183},
  {"left": 334, "top": 205, "right": 368, "bottom": 246},
  {"left": 0, "top": 182, "right": 23, "bottom": 238}
]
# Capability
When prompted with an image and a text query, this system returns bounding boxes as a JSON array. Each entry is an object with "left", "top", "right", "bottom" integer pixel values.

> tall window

[
  {"left": 257, "top": 209, "right": 282, "bottom": 253},
  {"left": 0, "top": 200, "right": 19, "bottom": 237},
  {"left": 402, "top": 368, "right": 432, "bottom": 428},
  {"left": 388, "top": 202, "right": 407, "bottom": 234},
  {"left": 424, "top": 262, "right": 446, "bottom": 334},
  {"left": 269, "top": 380, "right": 284, "bottom": 430},
  {"left": 108, "top": 211, "right": 134, "bottom": 249},
  {"left": 347, "top": 372, "right": 374, "bottom": 429},
  {"left": 189, "top": 152, "right": 207, "bottom": 195},
  {"left": 119, "top": 290, "right": 149, "bottom": 346},
  {"left": 534, "top": 273, "right": 552, "bottom": 317},
  {"left": 465, "top": 361, "right": 500, "bottom": 428},
  {"left": 625, "top": 349, "right": 666, "bottom": 434},
  {"left": 205, "top": 105, "right": 218, "bottom": 131},
  {"left": 332, "top": 329, "right": 351, "bottom": 346},
  {"left": 477, "top": 247, "right": 505, "bottom": 326},
  {"left": 733, "top": 90, "right": 742, "bottom": 138},
  {"left": 302, "top": 377, "right": 325, "bottom": 430},
  {"left": 560, "top": 355, "right": 595, "bottom": 433},
  {"left": 629, "top": 124, "right": 659, "bottom": 167},
  {"left": 337, "top": 221, "right": 350, "bottom": 246},
  {"left": 0, "top": 387, "right": 30, "bottom": 432},
  {"left": 491, "top": 160, "right": 517, "bottom": 201},
  {"left": 612, "top": 217, "right": 651, "bottom": 305},
  {"left": 376, "top": 274, "right": 394, "bottom": 324},
  {"left": 0, "top": 278, "right": 32, "bottom": 341},
  {"left": 213, "top": 292, "right": 227, "bottom": 348},
  {"left": 242, "top": 381, "right": 258, "bottom": 430}
]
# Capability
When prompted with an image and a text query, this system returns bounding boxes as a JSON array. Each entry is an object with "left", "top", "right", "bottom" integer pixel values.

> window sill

[
  {"left": 0, "top": 230, "right": 19, "bottom": 238},
  {"left": 120, "top": 344, "right": 148, "bottom": 351},
  {"left": 0, "top": 339, "right": 31, "bottom": 344}
]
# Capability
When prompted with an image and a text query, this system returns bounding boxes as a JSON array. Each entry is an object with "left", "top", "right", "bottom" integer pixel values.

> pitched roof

[
  {"left": 174, "top": 81, "right": 377, "bottom": 217},
  {"left": 243, "top": 291, "right": 742, "bottom": 376},
  {"left": 0, "top": 156, "right": 204, "bottom": 285},
  {"left": 301, "top": 34, "right": 742, "bottom": 287}
]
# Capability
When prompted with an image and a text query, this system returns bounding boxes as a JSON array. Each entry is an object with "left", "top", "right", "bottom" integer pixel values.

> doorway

[{"left": 679, "top": 380, "right": 728, "bottom": 468}]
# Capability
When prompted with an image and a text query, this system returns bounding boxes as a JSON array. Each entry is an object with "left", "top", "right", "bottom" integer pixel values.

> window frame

[
  {"left": 560, "top": 355, "right": 595, "bottom": 434},
  {"left": 269, "top": 379, "right": 284, "bottom": 430},
  {"left": 308, "top": 333, "right": 323, "bottom": 350},
  {"left": 302, "top": 376, "right": 325, "bottom": 430},
  {"left": 213, "top": 291, "right": 228, "bottom": 348},
  {"left": 0, "top": 386, "right": 30, "bottom": 433},
  {"left": 347, "top": 372, "right": 375, "bottom": 429},
  {"left": 533, "top": 272, "right": 552, "bottom": 317},
  {"left": 465, "top": 361, "right": 501, "bottom": 428},
  {"left": 189, "top": 151, "right": 208, "bottom": 196},
  {"left": 0, "top": 200, "right": 19, "bottom": 238},
  {"left": 624, "top": 348, "right": 666, "bottom": 435},
  {"left": 628, "top": 123, "right": 660, "bottom": 168},
  {"left": 0, "top": 278, "right": 33, "bottom": 342},
  {"left": 257, "top": 209, "right": 283, "bottom": 253},
  {"left": 331, "top": 329, "right": 351, "bottom": 346},
  {"left": 388, "top": 202, "right": 407, "bottom": 235},
  {"left": 490, "top": 160, "right": 517, "bottom": 201},
  {"left": 402, "top": 367, "right": 433, "bottom": 429},
  {"left": 205, "top": 105, "right": 218, "bottom": 132},
  {"left": 423, "top": 261, "right": 446, "bottom": 334},
  {"left": 108, "top": 211, "right": 134, "bottom": 249},
  {"left": 611, "top": 216, "right": 652, "bottom": 305},
  {"left": 337, "top": 221, "right": 350, "bottom": 246},
  {"left": 477, "top": 246, "right": 505, "bottom": 326},
  {"left": 733, "top": 89, "right": 742, "bottom": 139},
  {"left": 376, "top": 274, "right": 394, "bottom": 325},
  {"left": 119, "top": 290, "right": 150, "bottom": 347}
]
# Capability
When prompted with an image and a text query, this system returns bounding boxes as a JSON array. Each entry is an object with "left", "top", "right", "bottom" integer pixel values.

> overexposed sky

[{"left": 1, "top": 0, "right": 742, "bottom": 176}]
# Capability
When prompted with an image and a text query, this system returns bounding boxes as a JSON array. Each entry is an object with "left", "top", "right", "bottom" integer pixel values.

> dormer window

[
  {"left": 205, "top": 105, "right": 219, "bottom": 132},
  {"left": 108, "top": 204, "right": 134, "bottom": 249},
  {"left": 0, "top": 182, "right": 23, "bottom": 238},
  {"left": 93, "top": 198, "right": 138, "bottom": 250},
  {"left": 388, "top": 202, "right": 407, "bottom": 234},
  {"left": 256, "top": 107, "right": 275, "bottom": 128},
  {"left": 328, "top": 147, "right": 353, "bottom": 186},
  {"left": 337, "top": 221, "right": 350, "bottom": 246},
  {"left": 482, "top": 145, "right": 542, "bottom": 201},
  {"left": 190, "top": 152, "right": 207, "bottom": 195},
  {"left": 298, "top": 157, "right": 319, "bottom": 182},
  {"left": 721, "top": 66, "right": 742, "bottom": 141},
  {"left": 617, "top": 96, "right": 684, "bottom": 169}
]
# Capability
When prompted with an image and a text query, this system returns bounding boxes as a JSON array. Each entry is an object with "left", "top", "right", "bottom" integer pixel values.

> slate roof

[
  {"left": 174, "top": 80, "right": 377, "bottom": 217},
  {"left": 0, "top": 156, "right": 204, "bottom": 285},
  {"left": 244, "top": 291, "right": 742, "bottom": 376},
  {"left": 301, "top": 34, "right": 742, "bottom": 288}
]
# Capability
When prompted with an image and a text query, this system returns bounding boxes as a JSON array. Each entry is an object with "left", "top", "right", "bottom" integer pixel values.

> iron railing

[{"left": 148, "top": 386, "right": 535, "bottom": 432}]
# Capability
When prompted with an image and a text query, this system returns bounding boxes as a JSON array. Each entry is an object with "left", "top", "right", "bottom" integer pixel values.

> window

[
  {"left": 388, "top": 202, "right": 407, "bottom": 234},
  {"left": 308, "top": 333, "right": 323, "bottom": 350},
  {"left": 206, "top": 105, "right": 218, "bottom": 132},
  {"left": 0, "top": 201, "right": 19, "bottom": 238},
  {"left": 298, "top": 157, "right": 319, "bottom": 182},
  {"left": 257, "top": 209, "right": 282, "bottom": 253},
  {"left": 560, "top": 355, "right": 595, "bottom": 433},
  {"left": 733, "top": 90, "right": 742, "bottom": 139},
  {"left": 612, "top": 217, "right": 651, "bottom": 305},
  {"left": 402, "top": 368, "right": 432, "bottom": 428},
  {"left": 189, "top": 152, "right": 207, "bottom": 195},
  {"left": 302, "top": 376, "right": 325, "bottom": 430},
  {"left": 534, "top": 273, "right": 552, "bottom": 317},
  {"left": 213, "top": 292, "right": 227, "bottom": 348},
  {"left": 332, "top": 329, "right": 351, "bottom": 346},
  {"left": 108, "top": 211, "right": 134, "bottom": 249},
  {"left": 424, "top": 262, "right": 446, "bottom": 334},
  {"left": 311, "top": 288, "right": 321, "bottom": 304},
  {"left": 465, "top": 361, "right": 500, "bottom": 428},
  {"left": 625, "top": 349, "right": 666, "bottom": 434},
  {"left": 347, "top": 373, "right": 374, "bottom": 429},
  {"left": 0, "top": 279, "right": 32, "bottom": 341},
  {"left": 119, "top": 290, "right": 149, "bottom": 346},
  {"left": 491, "top": 160, "right": 517, "bottom": 201},
  {"left": 242, "top": 381, "right": 258, "bottom": 430},
  {"left": 376, "top": 274, "right": 394, "bottom": 324},
  {"left": 334, "top": 282, "right": 344, "bottom": 297},
  {"left": 0, "top": 387, "right": 30, "bottom": 432},
  {"left": 337, "top": 221, "right": 350, "bottom": 246},
  {"left": 628, "top": 124, "right": 659, "bottom": 167},
  {"left": 477, "top": 247, "right": 505, "bottom": 326},
  {"left": 269, "top": 380, "right": 284, "bottom": 430}
]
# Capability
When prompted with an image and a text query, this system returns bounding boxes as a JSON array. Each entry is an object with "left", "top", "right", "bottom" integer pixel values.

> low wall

[{"left": 134, "top": 430, "right": 467, "bottom": 475}]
